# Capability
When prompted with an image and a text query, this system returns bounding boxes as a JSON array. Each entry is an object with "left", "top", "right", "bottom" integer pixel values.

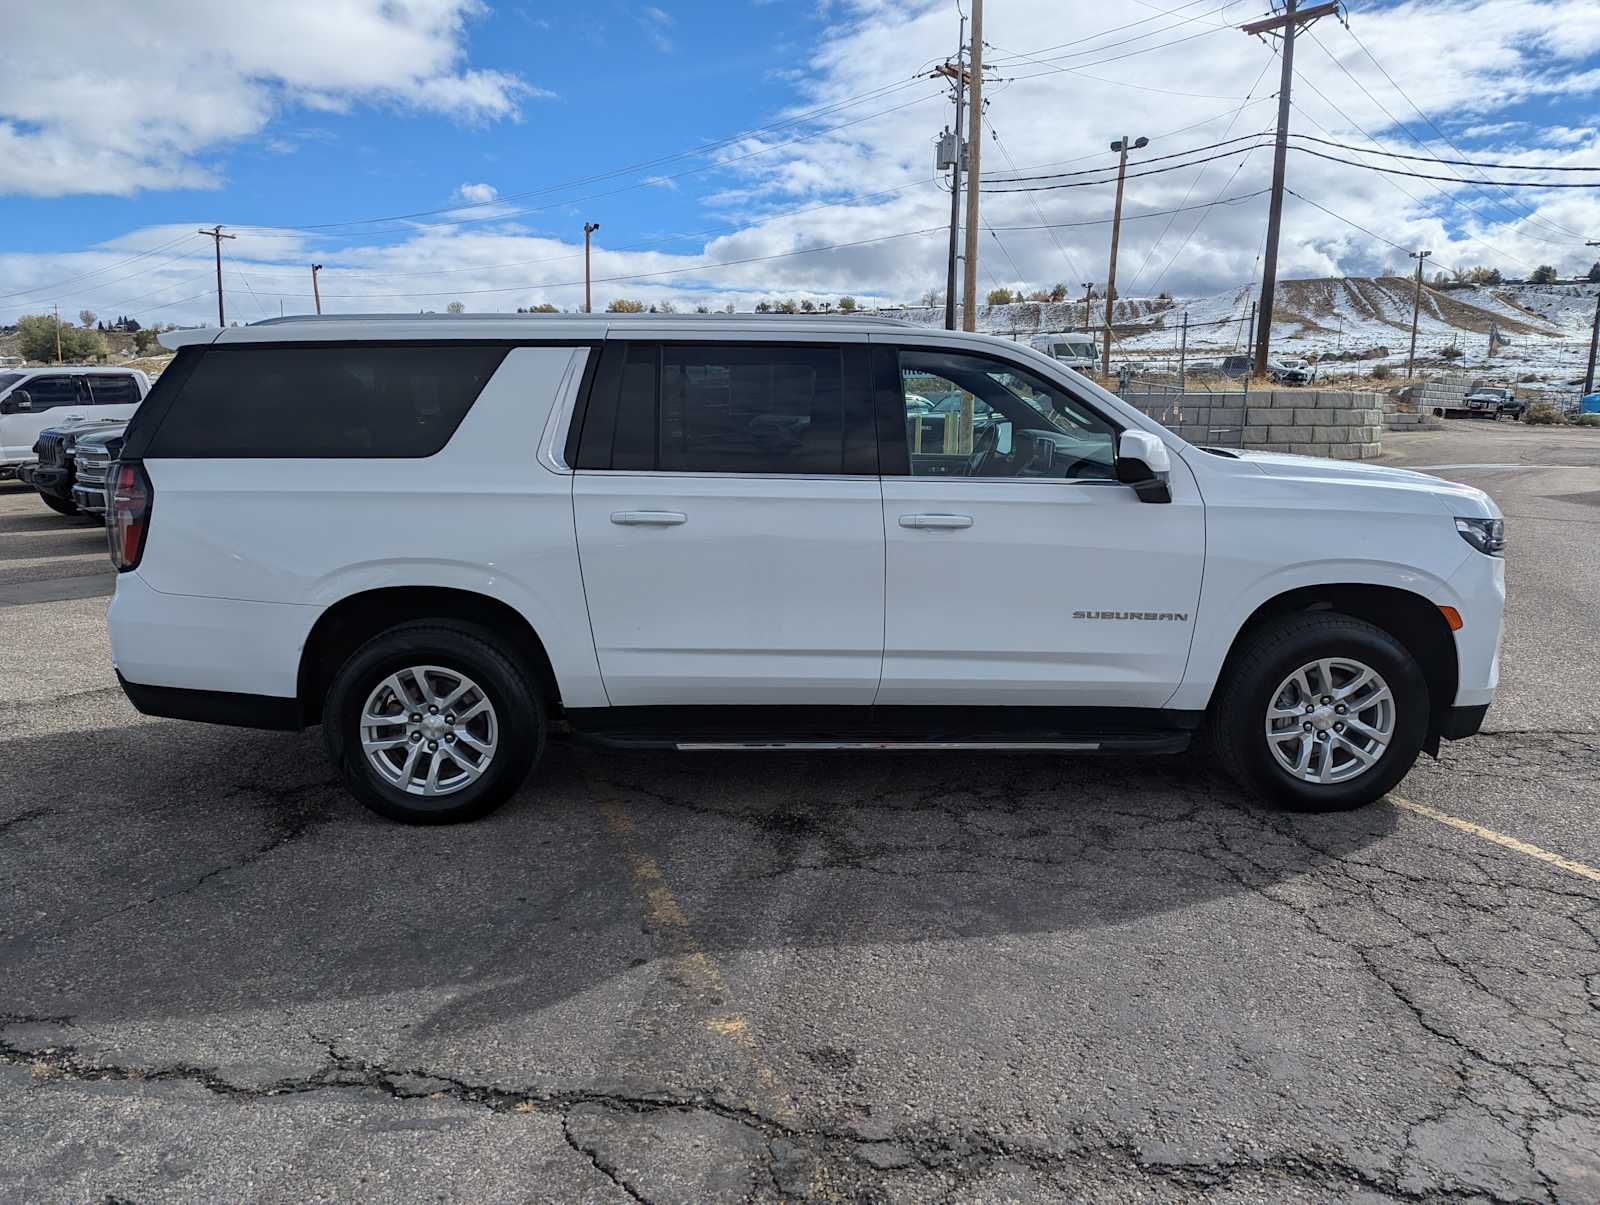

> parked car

[
  {"left": 0, "top": 367, "right": 149, "bottom": 481},
  {"left": 16, "top": 418, "right": 128, "bottom": 517},
  {"left": 108, "top": 314, "right": 1503, "bottom": 825},
  {"left": 1464, "top": 386, "right": 1523, "bottom": 420},
  {"left": 69, "top": 423, "right": 132, "bottom": 518},
  {"left": 1271, "top": 357, "right": 1315, "bottom": 386},
  {"left": 1028, "top": 333, "right": 1098, "bottom": 371}
]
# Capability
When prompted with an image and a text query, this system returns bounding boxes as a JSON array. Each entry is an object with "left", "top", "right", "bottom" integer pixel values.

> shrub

[
  {"left": 16, "top": 313, "right": 107, "bottom": 362},
  {"left": 1529, "top": 265, "right": 1558, "bottom": 284},
  {"left": 1576, "top": 413, "right": 1600, "bottom": 428},
  {"left": 133, "top": 328, "right": 160, "bottom": 355},
  {"left": 606, "top": 298, "right": 645, "bottom": 313},
  {"left": 837, "top": 296, "right": 857, "bottom": 312},
  {"left": 1440, "top": 345, "right": 1463, "bottom": 359},
  {"left": 1370, "top": 363, "right": 1392, "bottom": 380},
  {"left": 1524, "top": 403, "right": 1562, "bottom": 425},
  {"left": 985, "top": 287, "right": 1015, "bottom": 306}
]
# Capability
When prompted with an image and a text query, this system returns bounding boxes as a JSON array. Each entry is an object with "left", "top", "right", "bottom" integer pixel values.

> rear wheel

[
  {"left": 323, "top": 621, "right": 544, "bottom": 824},
  {"left": 39, "top": 493, "right": 79, "bottom": 516},
  {"left": 1212, "top": 612, "right": 1429, "bottom": 812}
]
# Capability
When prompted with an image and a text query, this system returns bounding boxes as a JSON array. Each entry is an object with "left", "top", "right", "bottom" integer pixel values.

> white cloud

[
  {"left": 4, "top": 0, "right": 1598, "bottom": 322},
  {"left": 454, "top": 182, "right": 500, "bottom": 204},
  {"left": 0, "top": 0, "right": 544, "bottom": 198},
  {"left": 639, "top": 5, "right": 675, "bottom": 52}
]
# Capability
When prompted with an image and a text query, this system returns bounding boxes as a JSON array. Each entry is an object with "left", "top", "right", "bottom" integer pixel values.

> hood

[
  {"left": 72, "top": 423, "right": 130, "bottom": 449},
  {"left": 1223, "top": 449, "right": 1501, "bottom": 518}
]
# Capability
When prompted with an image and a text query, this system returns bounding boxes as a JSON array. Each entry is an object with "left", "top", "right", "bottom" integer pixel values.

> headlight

[{"left": 1455, "top": 516, "right": 1505, "bottom": 557}]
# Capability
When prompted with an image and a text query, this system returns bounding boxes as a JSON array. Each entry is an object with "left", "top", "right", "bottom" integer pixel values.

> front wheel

[
  {"left": 1212, "top": 613, "right": 1430, "bottom": 811},
  {"left": 323, "top": 621, "right": 545, "bottom": 824},
  {"left": 39, "top": 492, "right": 79, "bottom": 516}
]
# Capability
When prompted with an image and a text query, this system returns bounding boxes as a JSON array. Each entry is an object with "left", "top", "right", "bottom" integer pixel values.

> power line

[
  {"left": 1287, "top": 144, "right": 1600, "bottom": 188},
  {"left": 0, "top": 232, "right": 200, "bottom": 302},
  {"left": 985, "top": 132, "right": 1268, "bottom": 183},
  {"left": 989, "top": 189, "right": 1269, "bottom": 230},
  {"left": 1288, "top": 131, "right": 1600, "bottom": 172},
  {"left": 237, "top": 226, "right": 951, "bottom": 302},
  {"left": 982, "top": 143, "right": 1275, "bottom": 191},
  {"left": 1331, "top": 20, "right": 1587, "bottom": 241}
]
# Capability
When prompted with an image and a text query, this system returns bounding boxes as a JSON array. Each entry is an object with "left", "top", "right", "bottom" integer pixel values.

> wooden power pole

[
  {"left": 52, "top": 303, "right": 62, "bottom": 364},
  {"left": 311, "top": 264, "right": 323, "bottom": 315},
  {"left": 1406, "top": 250, "right": 1431, "bottom": 378},
  {"left": 1241, "top": 0, "right": 1338, "bottom": 376},
  {"left": 959, "top": 0, "right": 983, "bottom": 331},
  {"left": 1586, "top": 239, "right": 1600, "bottom": 395},
  {"left": 198, "top": 225, "right": 236, "bottom": 326},
  {"left": 1101, "top": 135, "right": 1147, "bottom": 376},
  {"left": 932, "top": 26, "right": 969, "bottom": 332}
]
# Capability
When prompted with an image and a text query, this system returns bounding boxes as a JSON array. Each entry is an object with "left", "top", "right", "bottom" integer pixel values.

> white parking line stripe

[{"left": 1390, "top": 795, "right": 1600, "bottom": 885}]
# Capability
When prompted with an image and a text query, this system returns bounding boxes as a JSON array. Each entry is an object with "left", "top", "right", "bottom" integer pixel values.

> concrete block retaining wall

[{"left": 1126, "top": 389, "right": 1385, "bottom": 459}]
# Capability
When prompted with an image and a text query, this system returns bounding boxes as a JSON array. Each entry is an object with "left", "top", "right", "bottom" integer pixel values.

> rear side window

[
  {"left": 577, "top": 341, "right": 875, "bottom": 475},
  {"left": 144, "top": 344, "right": 508, "bottom": 458},
  {"left": 87, "top": 375, "right": 141, "bottom": 405}
]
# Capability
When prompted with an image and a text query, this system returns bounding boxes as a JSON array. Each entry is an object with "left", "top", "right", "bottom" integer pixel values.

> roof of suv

[
  {"left": 2, "top": 365, "right": 146, "bottom": 376},
  {"left": 157, "top": 311, "right": 1020, "bottom": 350}
]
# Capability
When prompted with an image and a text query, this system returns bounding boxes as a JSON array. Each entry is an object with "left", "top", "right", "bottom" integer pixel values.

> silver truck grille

[{"left": 75, "top": 452, "right": 112, "bottom": 485}]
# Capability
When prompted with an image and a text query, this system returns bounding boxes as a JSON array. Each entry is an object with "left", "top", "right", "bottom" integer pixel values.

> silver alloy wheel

[
  {"left": 360, "top": 665, "right": 498, "bottom": 797},
  {"left": 1264, "top": 657, "right": 1395, "bottom": 785}
]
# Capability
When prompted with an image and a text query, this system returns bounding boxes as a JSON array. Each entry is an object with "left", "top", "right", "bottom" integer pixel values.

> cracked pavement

[{"left": 3, "top": 425, "right": 1600, "bottom": 1203}]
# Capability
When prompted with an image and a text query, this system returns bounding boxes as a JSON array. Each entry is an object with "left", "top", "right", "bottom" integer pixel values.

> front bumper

[
  {"left": 70, "top": 484, "right": 107, "bottom": 514},
  {"left": 28, "top": 464, "right": 72, "bottom": 499},
  {"left": 1440, "top": 703, "right": 1489, "bottom": 740}
]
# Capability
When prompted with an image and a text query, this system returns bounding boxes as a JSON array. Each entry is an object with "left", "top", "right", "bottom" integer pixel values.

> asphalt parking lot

[{"left": 3, "top": 424, "right": 1599, "bottom": 1203}]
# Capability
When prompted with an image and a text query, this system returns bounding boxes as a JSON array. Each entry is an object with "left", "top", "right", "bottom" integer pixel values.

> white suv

[{"left": 107, "top": 314, "right": 1504, "bottom": 824}]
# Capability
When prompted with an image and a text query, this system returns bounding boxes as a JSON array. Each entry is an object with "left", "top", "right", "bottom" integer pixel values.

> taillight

[{"left": 107, "top": 461, "right": 152, "bottom": 571}]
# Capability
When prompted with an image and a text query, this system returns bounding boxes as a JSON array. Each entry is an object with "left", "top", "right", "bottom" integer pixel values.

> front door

[
  {"left": 875, "top": 343, "right": 1205, "bottom": 709},
  {"left": 573, "top": 338, "right": 884, "bottom": 706},
  {"left": 1, "top": 374, "right": 87, "bottom": 461}
]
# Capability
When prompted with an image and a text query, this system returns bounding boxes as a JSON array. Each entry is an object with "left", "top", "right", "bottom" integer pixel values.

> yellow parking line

[
  {"left": 1390, "top": 795, "right": 1600, "bottom": 885},
  {"left": 597, "top": 799, "right": 800, "bottom": 1125}
]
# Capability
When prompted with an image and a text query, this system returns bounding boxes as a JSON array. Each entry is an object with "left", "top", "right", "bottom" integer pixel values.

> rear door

[
  {"left": 874, "top": 340, "right": 1205, "bottom": 709},
  {"left": 1, "top": 374, "right": 88, "bottom": 460},
  {"left": 572, "top": 336, "right": 884, "bottom": 706}
]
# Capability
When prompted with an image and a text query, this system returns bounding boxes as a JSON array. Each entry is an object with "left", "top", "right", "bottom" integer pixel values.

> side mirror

[
  {"left": 1115, "top": 429, "right": 1172, "bottom": 504},
  {"left": 1, "top": 389, "right": 31, "bottom": 414}
]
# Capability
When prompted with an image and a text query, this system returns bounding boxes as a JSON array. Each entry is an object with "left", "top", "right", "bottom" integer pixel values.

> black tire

[
  {"left": 323, "top": 621, "right": 545, "bottom": 824},
  {"left": 39, "top": 492, "right": 79, "bottom": 516},
  {"left": 1211, "top": 612, "right": 1429, "bottom": 812}
]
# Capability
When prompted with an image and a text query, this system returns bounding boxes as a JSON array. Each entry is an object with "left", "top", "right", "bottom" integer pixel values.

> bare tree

[
  {"left": 446, "top": 301, "right": 466, "bottom": 314},
  {"left": 79, "top": 309, "right": 97, "bottom": 329}
]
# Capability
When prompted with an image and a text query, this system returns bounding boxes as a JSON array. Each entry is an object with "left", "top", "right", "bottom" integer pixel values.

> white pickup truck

[{"left": 105, "top": 314, "right": 1503, "bottom": 824}]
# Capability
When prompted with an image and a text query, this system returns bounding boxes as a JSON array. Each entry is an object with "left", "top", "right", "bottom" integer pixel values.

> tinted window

[
  {"left": 657, "top": 344, "right": 845, "bottom": 474},
  {"left": 0, "top": 373, "right": 20, "bottom": 392},
  {"left": 899, "top": 349, "right": 1117, "bottom": 481},
  {"left": 145, "top": 344, "right": 508, "bottom": 458},
  {"left": 87, "top": 375, "right": 141, "bottom": 405},
  {"left": 21, "top": 376, "right": 81, "bottom": 408}
]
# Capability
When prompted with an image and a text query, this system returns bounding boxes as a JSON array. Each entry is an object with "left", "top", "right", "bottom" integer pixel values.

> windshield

[{"left": 1051, "top": 342, "right": 1095, "bottom": 361}]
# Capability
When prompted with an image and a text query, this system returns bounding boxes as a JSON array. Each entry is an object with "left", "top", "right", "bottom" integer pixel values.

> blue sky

[{"left": 3, "top": 0, "right": 1599, "bottom": 325}]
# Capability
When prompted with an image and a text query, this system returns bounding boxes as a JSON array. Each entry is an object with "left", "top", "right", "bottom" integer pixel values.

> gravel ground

[{"left": 2, "top": 426, "right": 1598, "bottom": 1203}]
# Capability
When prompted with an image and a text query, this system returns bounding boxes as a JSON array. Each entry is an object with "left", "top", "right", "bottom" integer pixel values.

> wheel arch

[
  {"left": 1213, "top": 584, "right": 1458, "bottom": 753},
  {"left": 297, "top": 586, "right": 561, "bottom": 725}
]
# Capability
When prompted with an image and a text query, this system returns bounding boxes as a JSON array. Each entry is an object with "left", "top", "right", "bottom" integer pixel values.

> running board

[{"left": 578, "top": 732, "right": 1191, "bottom": 755}]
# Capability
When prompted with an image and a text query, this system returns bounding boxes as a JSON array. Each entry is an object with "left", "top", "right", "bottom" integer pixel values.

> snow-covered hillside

[{"left": 882, "top": 280, "right": 1599, "bottom": 385}]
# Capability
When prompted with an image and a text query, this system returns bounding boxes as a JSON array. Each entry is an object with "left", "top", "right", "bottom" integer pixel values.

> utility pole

[
  {"left": 932, "top": 23, "right": 968, "bottom": 332},
  {"left": 198, "top": 225, "right": 236, "bottom": 326},
  {"left": 311, "top": 264, "right": 323, "bottom": 315},
  {"left": 52, "top": 303, "right": 62, "bottom": 364},
  {"left": 1585, "top": 240, "right": 1600, "bottom": 395},
  {"left": 959, "top": 0, "right": 983, "bottom": 332},
  {"left": 1407, "top": 249, "right": 1432, "bottom": 379},
  {"left": 583, "top": 222, "right": 601, "bottom": 314},
  {"left": 1241, "top": 0, "right": 1338, "bottom": 375},
  {"left": 1081, "top": 282, "right": 1095, "bottom": 332},
  {"left": 1101, "top": 135, "right": 1147, "bottom": 376},
  {"left": 1242, "top": 300, "right": 1257, "bottom": 355},
  {"left": 1178, "top": 311, "right": 1189, "bottom": 385}
]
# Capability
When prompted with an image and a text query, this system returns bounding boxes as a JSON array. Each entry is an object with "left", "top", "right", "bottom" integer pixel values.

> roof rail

[{"left": 244, "top": 311, "right": 923, "bottom": 329}]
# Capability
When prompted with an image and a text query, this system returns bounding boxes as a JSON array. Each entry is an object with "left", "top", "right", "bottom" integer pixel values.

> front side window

[
  {"left": 18, "top": 376, "right": 81, "bottom": 408},
  {"left": 899, "top": 349, "right": 1117, "bottom": 481}
]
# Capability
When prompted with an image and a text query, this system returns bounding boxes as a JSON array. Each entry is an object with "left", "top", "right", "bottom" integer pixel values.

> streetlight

[
  {"left": 583, "top": 223, "right": 601, "bottom": 314},
  {"left": 1102, "top": 136, "right": 1148, "bottom": 375}
]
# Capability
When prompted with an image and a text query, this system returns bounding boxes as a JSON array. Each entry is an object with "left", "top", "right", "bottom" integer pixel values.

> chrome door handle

[
  {"left": 899, "top": 513, "right": 973, "bottom": 530},
  {"left": 610, "top": 510, "right": 687, "bottom": 526}
]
